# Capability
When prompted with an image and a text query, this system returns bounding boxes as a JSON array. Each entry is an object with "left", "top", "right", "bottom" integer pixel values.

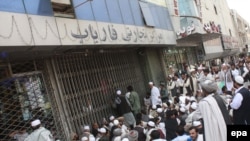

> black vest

[{"left": 233, "top": 87, "right": 250, "bottom": 125}]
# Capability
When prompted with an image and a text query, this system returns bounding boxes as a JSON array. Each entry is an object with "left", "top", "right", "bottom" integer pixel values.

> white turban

[{"left": 200, "top": 80, "right": 218, "bottom": 93}]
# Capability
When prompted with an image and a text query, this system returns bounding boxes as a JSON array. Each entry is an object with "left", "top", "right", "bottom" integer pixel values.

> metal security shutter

[
  {"left": 0, "top": 60, "right": 66, "bottom": 141},
  {"left": 51, "top": 50, "right": 146, "bottom": 136}
]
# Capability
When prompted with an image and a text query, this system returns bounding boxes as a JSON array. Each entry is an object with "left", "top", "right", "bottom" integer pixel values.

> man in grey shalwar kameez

[{"left": 193, "top": 80, "right": 227, "bottom": 141}]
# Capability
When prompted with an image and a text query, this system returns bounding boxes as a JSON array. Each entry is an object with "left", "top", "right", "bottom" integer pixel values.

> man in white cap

[
  {"left": 24, "top": 119, "right": 53, "bottom": 141},
  {"left": 114, "top": 90, "right": 136, "bottom": 129},
  {"left": 80, "top": 125, "right": 95, "bottom": 141},
  {"left": 149, "top": 82, "right": 162, "bottom": 106},
  {"left": 184, "top": 102, "right": 198, "bottom": 132},
  {"left": 145, "top": 121, "right": 156, "bottom": 141},
  {"left": 193, "top": 80, "right": 227, "bottom": 141},
  {"left": 230, "top": 75, "right": 250, "bottom": 124}
]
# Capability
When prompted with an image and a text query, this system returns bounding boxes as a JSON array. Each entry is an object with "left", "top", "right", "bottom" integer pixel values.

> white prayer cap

[
  {"left": 190, "top": 102, "right": 197, "bottom": 110},
  {"left": 193, "top": 121, "right": 201, "bottom": 127},
  {"left": 98, "top": 128, "right": 106, "bottom": 133},
  {"left": 157, "top": 108, "right": 163, "bottom": 113},
  {"left": 83, "top": 125, "right": 90, "bottom": 130},
  {"left": 169, "top": 65, "right": 173, "bottom": 68},
  {"left": 168, "top": 100, "right": 173, "bottom": 104},
  {"left": 168, "top": 75, "right": 172, "bottom": 78},
  {"left": 122, "top": 138, "right": 129, "bottom": 141},
  {"left": 180, "top": 103, "right": 185, "bottom": 108},
  {"left": 152, "top": 105, "right": 157, "bottom": 110},
  {"left": 149, "top": 115, "right": 154, "bottom": 119},
  {"left": 81, "top": 136, "right": 88, "bottom": 141},
  {"left": 190, "top": 68, "right": 196, "bottom": 72},
  {"left": 197, "top": 66, "right": 203, "bottom": 70},
  {"left": 190, "top": 96, "right": 196, "bottom": 102},
  {"left": 116, "top": 90, "right": 121, "bottom": 95},
  {"left": 235, "top": 76, "right": 244, "bottom": 84},
  {"left": 31, "top": 119, "right": 41, "bottom": 127},
  {"left": 159, "top": 122, "right": 165, "bottom": 128},
  {"left": 113, "top": 120, "right": 119, "bottom": 126},
  {"left": 147, "top": 121, "right": 155, "bottom": 127},
  {"left": 180, "top": 107, "right": 186, "bottom": 113},
  {"left": 186, "top": 96, "right": 190, "bottom": 100},
  {"left": 109, "top": 115, "right": 115, "bottom": 121},
  {"left": 190, "top": 65, "right": 195, "bottom": 69},
  {"left": 162, "top": 103, "right": 168, "bottom": 108},
  {"left": 149, "top": 82, "right": 153, "bottom": 85},
  {"left": 200, "top": 80, "right": 218, "bottom": 93}
]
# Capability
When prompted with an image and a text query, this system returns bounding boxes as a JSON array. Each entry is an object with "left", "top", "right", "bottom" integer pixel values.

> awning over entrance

[
  {"left": 203, "top": 49, "right": 239, "bottom": 61},
  {"left": 176, "top": 32, "right": 221, "bottom": 46}
]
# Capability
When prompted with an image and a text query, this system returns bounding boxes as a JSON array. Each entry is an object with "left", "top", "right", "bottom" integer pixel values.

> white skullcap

[
  {"left": 190, "top": 68, "right": 196, "bottom": 72},
  {"left": 235, "top": 76, "right": 244, "bottom": 84},
  {"left": 190, "top": 96, "right": 196, "bottom": 102},
  {"left": 193, "top": 121, "right": 201, "bottom": 127},
  {"left": 200, "top": 80, "right": 218, "bottom": 93},
  {"left": 147, "top": 121, "right": 155, "bottom": 127},
  {"left": 157, "top": 108, "right": 163, "bottom": 113},
  {"left": 186, "top": 96, "right": 190, "bottom": 100},
  {"left": 81, "top": 136, "right": 88, "bottom": 141},
  {"left": 149, "top": 115, "right": 154, "bottom": 119},
  {"left": 191, "top": 102, "right": 197, "bottom": 110},
  {"left": 98, "top": 128, "right": 106, "bottom": 133},
  {"left": 159, "top": 122, "right": 165, "bottom": 128},
  {"left": 113, "top": 119, "right": 119, "bottom": 126},
  {"left": 31, "top": 119, "right": 41, "bottom": 127},
  {"left": 152, "top": 105, "right": 157, "bottom": 110},
  {"left": 180, "top": 107, "right": 186, "bottom": 113},
  {"left": 149, "top": 82, "right": 153, "bottom": 85},
  {"left": 180, "top": 103, "right": 185, "bottom": 108},
  {"left": 83, "top": 125, "right": 90, "bottom": 130},
  {"left": 198, "top": 66, "right": 203, "bottom": 70},
  {"left": 109, "top": 115, "right": 115, "bottom": 121},
  {"left": 122, "top": 138, "right": 129, "bottom": 141},
  {"left": 169, "top": 65, "right": 173, "bottom": 68},
  {"left": 168, "top": 100, "right": 173, "bottom": 104},
  {"left": 116, "top": 90, "right": 121, "bottom": 95},
  {"left": 162, "top": 103, "right": 168, "bottom": 108}
]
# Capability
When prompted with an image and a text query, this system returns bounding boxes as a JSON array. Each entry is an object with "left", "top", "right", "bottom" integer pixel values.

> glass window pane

[
  {"left": 0, "top": 0, "right": 25, "bottom": 13},
  {"left": 73, "top": 0, "right": 94, "bottom": 20},
  {"left": 129, "top": 0, "right": 144, "bottom": 26},
  {"left": 91, "top": 0, "right": 109, "bottom": 22},
  {"left": 105, "top": 0, "right": 123, "bottom": 24},
  {"left": 118, "top": 0, "right": 134, "bottom": 25},
  {"left": 139, "top": 1, "right": 155, "bottom": 27},
  {"left": 24, "top": 0, "right": 53, "bottom": 16}
]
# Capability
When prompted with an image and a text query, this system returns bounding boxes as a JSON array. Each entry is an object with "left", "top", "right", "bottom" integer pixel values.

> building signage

[
  {"left": 176, "top": 23, "right": 195, "bottom": 38},
  {"left": 222, "top": 35, "right": 240, "bottom": 49},
  {"left": 203, "top": 21, "right": 221, "bottom": 33}
]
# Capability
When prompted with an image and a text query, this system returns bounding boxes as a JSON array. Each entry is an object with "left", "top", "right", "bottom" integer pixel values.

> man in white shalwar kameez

[
  {"left": 149, "top": 82, "right": 162, "bottom": 106},
  {"left": 193, "top": 80, "right": 227, "bottom": 141}
]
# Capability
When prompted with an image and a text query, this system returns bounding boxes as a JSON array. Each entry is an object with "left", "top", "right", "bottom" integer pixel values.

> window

[
  {"left": 51, "top": 0, "right": 74, "bottom": 18},
  {"left": 91, "top": 0, "right": 110, "bottom": 22},
  {"left": 214, "top": 5, "right": 217, "bottom": 15},
  {"left": 139, "top": 1, "right": 155, "bottom": 27},
  {"left": 105, "top": 0, "right": 123, "bottom": 23},
  {"left": 118, "top": 0, "right": 134, "bottom": 25},
  {"left": 73, "top": 0, "right": 94, "bottom": 20}
]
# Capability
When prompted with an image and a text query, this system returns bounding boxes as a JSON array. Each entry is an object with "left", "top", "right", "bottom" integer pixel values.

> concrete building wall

[{"left": 201, "top": 0, "right": 236, "bottom": 37}]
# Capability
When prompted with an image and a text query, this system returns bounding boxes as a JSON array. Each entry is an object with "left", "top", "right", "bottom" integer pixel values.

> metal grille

[
  {"left": 51, "top": 50, "right": 146, "bottom": 136},
  {"left": 0, "top": 60, "right": 66, "bottom": 141}
]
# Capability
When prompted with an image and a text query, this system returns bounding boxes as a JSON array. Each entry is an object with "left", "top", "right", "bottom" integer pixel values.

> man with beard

[{"left": 193, "top": 80, "right": 227, "bottom": 141}]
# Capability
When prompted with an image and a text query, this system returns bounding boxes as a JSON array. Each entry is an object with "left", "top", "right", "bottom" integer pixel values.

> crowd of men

[{"left": 10, "top": 56, "right": 250, "bottom": 141}]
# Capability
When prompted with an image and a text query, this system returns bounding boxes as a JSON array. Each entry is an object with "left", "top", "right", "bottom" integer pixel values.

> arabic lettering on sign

[
  {"left": 176, "top": 24, "right": 195, "bottom": 38},
  {"left": 71, "top": 24, "right": 163, "bottom": 44},
  {"left": 203, "top": 21, "right": 221, "bottom": 33}
]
